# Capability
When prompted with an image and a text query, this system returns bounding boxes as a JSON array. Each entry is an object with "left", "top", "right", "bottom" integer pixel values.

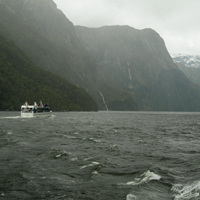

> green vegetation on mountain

[
  {"left": 1, "top": 0, "right": 200, "bottom": 111},
  {"left": 0, "top": 34, "right": 97, "bottom": 111},
  {"left": 0, "top": 0, "right": 138, "bottom": 111}
]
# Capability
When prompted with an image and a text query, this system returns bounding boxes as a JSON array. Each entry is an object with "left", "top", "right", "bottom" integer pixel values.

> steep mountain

[
  {"left": 0, "top": 33, "right": 97, "bottom": 111},
  {"left": 0, "top": 0, "right": 82, "bottom": 80},
  {"left": 172, "top": 54, "right": 200, "bottom": 68},
  {"left": 176, "top": 62, "right": 200, "bottom": 87},
  {"left": 173, "top": 55, "right": 200, "bottom": 86},
  {"left": 1, "top": 0, "right": 200, "bottom": 111},
  {"left": 75, "top": 26, "right": 200, "bottom": 111},
  {"left": 0, "top": 0, "right": 137, "bottom": 110}
]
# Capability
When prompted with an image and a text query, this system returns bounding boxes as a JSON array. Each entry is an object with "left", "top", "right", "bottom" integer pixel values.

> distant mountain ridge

[
  {"left": 172, "top": 54, "right": 200, "bottom": 68},
  {"left": 1, "top": 0, "right": 200, "bottom": 111},
  {"left": 172, "top": 54, "right": 200, "bottom": 87}
]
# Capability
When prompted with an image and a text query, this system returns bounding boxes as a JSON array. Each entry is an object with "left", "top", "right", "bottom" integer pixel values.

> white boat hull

[{"left": 21, "top": 101, "right": 52, "bottom": 116}]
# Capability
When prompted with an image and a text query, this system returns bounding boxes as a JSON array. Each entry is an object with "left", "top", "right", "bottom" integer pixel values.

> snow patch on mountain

[{"left": 172, "top": 54, "right": 200, "bottom": 68}]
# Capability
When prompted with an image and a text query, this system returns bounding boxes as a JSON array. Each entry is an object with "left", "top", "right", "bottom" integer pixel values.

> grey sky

[{"left": 53, "top": 0, "right": 200, "bottom": 55}]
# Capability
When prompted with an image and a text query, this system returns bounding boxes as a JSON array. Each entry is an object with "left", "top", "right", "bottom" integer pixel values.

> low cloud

[{"left": 54, "top": 0, "right": 200, "bottom": 55}]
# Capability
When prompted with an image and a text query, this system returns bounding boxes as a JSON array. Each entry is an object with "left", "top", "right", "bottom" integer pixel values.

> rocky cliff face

[
  {"left": 0, "top": 0, "right": 138, "bottom": 110},
  {"left": 0, "top": 0, "right": 76, "bottom": 46},
  {"left": 0, "top": 0, "right": 96, "bottom": 95},
  {"left": 1, "top": 0, "right": 200, "bottom": 111},
  {"left": 75, "top": 26, "right": 200, "bottom": 111}
]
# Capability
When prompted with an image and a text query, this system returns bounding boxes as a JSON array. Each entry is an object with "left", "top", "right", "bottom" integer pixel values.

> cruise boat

[{"left": 21, "top": 101, "right": 52, "bottom": 115}]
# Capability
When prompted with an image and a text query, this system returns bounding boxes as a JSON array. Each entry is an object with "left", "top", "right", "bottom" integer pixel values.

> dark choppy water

[{"left": 1, "top": 111, "right": 200, "bottom": 200}]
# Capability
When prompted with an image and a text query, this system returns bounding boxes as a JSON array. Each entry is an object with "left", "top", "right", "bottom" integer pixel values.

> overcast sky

[{"left": 53, "top": 0, "right": 200, "bottom": 55}]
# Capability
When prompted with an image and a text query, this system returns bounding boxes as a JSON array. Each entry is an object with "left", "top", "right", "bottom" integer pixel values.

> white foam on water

[
  {"left": 172, "top": 181, "right": 200, "bottom": 200},
  {"left": 80, "top": 162, "right": 100, "bottom": 169},
  {"left": 1, "top": 114, "right": 54, "bottom": 119},
  {"left": 119, "top": 170, "right": 161, "bottom": 186},
  {"left": 1, "top": 116, "right": 23, "bottom": 119},
  {"left": 127, "top": 170, "right": 161, "bottom": 186},
  {"left": 7, "top": 130, "right": 12, "bottom": 135},
  {"left": 92, "top": 171, "right": 99, "bottom": 175},
  {"left": 55, "top": 154, "right": 62, "bottom": 158},
  {"left": 67, "top": 136, "right": 78, "bottom": 139},
  {"left": 109, "top": 144, "right": 118, "bottom": 149},
  {"left": 71, "top": 157, "right": 78, "bottom": 162},
  {"left": 55, "top": 151, "right": 70, "bottom": 158},
  {"left": 126, "top": 193, "right": 137, "bottom": 200},
  {"left": 83, "top": 157, "right": 94, "bottom": 161},
  {"left": 47, "top": 114, "right": 55, "bottom": 119},
  {"left": 93, "top": 139, "right": 102, "bottom": 143},
  {"left": 88, "top": 137, "right": 101, "bottom": 143}
]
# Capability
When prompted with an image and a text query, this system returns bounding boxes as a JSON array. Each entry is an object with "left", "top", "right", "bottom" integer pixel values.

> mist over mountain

[
  {"left": 0, "top": 33, "right": 97, "bottom": 111},
  {"left": 75, "top": 25, "right": 190, "bottom": 110},
  {"left": 1, "top": 0, "right": 200, "bottom": 111}
]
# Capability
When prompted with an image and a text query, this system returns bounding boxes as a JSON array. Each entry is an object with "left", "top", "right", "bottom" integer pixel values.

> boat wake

[
  {"left": 0, "top": 114, "right": 55, "bottom": 120},
  {"left": 1, "top": 116, "right": 23, "bottom": 119}
]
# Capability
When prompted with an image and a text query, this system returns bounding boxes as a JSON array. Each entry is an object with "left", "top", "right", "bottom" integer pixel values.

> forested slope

[{"left": 0, "top": 34, "right": 97, "bottom": 111}]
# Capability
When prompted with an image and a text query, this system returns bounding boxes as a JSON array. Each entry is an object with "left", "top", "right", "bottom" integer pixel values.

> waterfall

[
  {"left": 128, "top": 68, "right": 132, "bottom": 81},
  {"left": 99, "top": 91, "right": 109, "bottom": 111}
]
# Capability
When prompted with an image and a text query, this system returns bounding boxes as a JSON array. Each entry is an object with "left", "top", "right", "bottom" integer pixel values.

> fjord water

[{"left": 1, "top": 111, "right": 200, "bottom": 200}]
